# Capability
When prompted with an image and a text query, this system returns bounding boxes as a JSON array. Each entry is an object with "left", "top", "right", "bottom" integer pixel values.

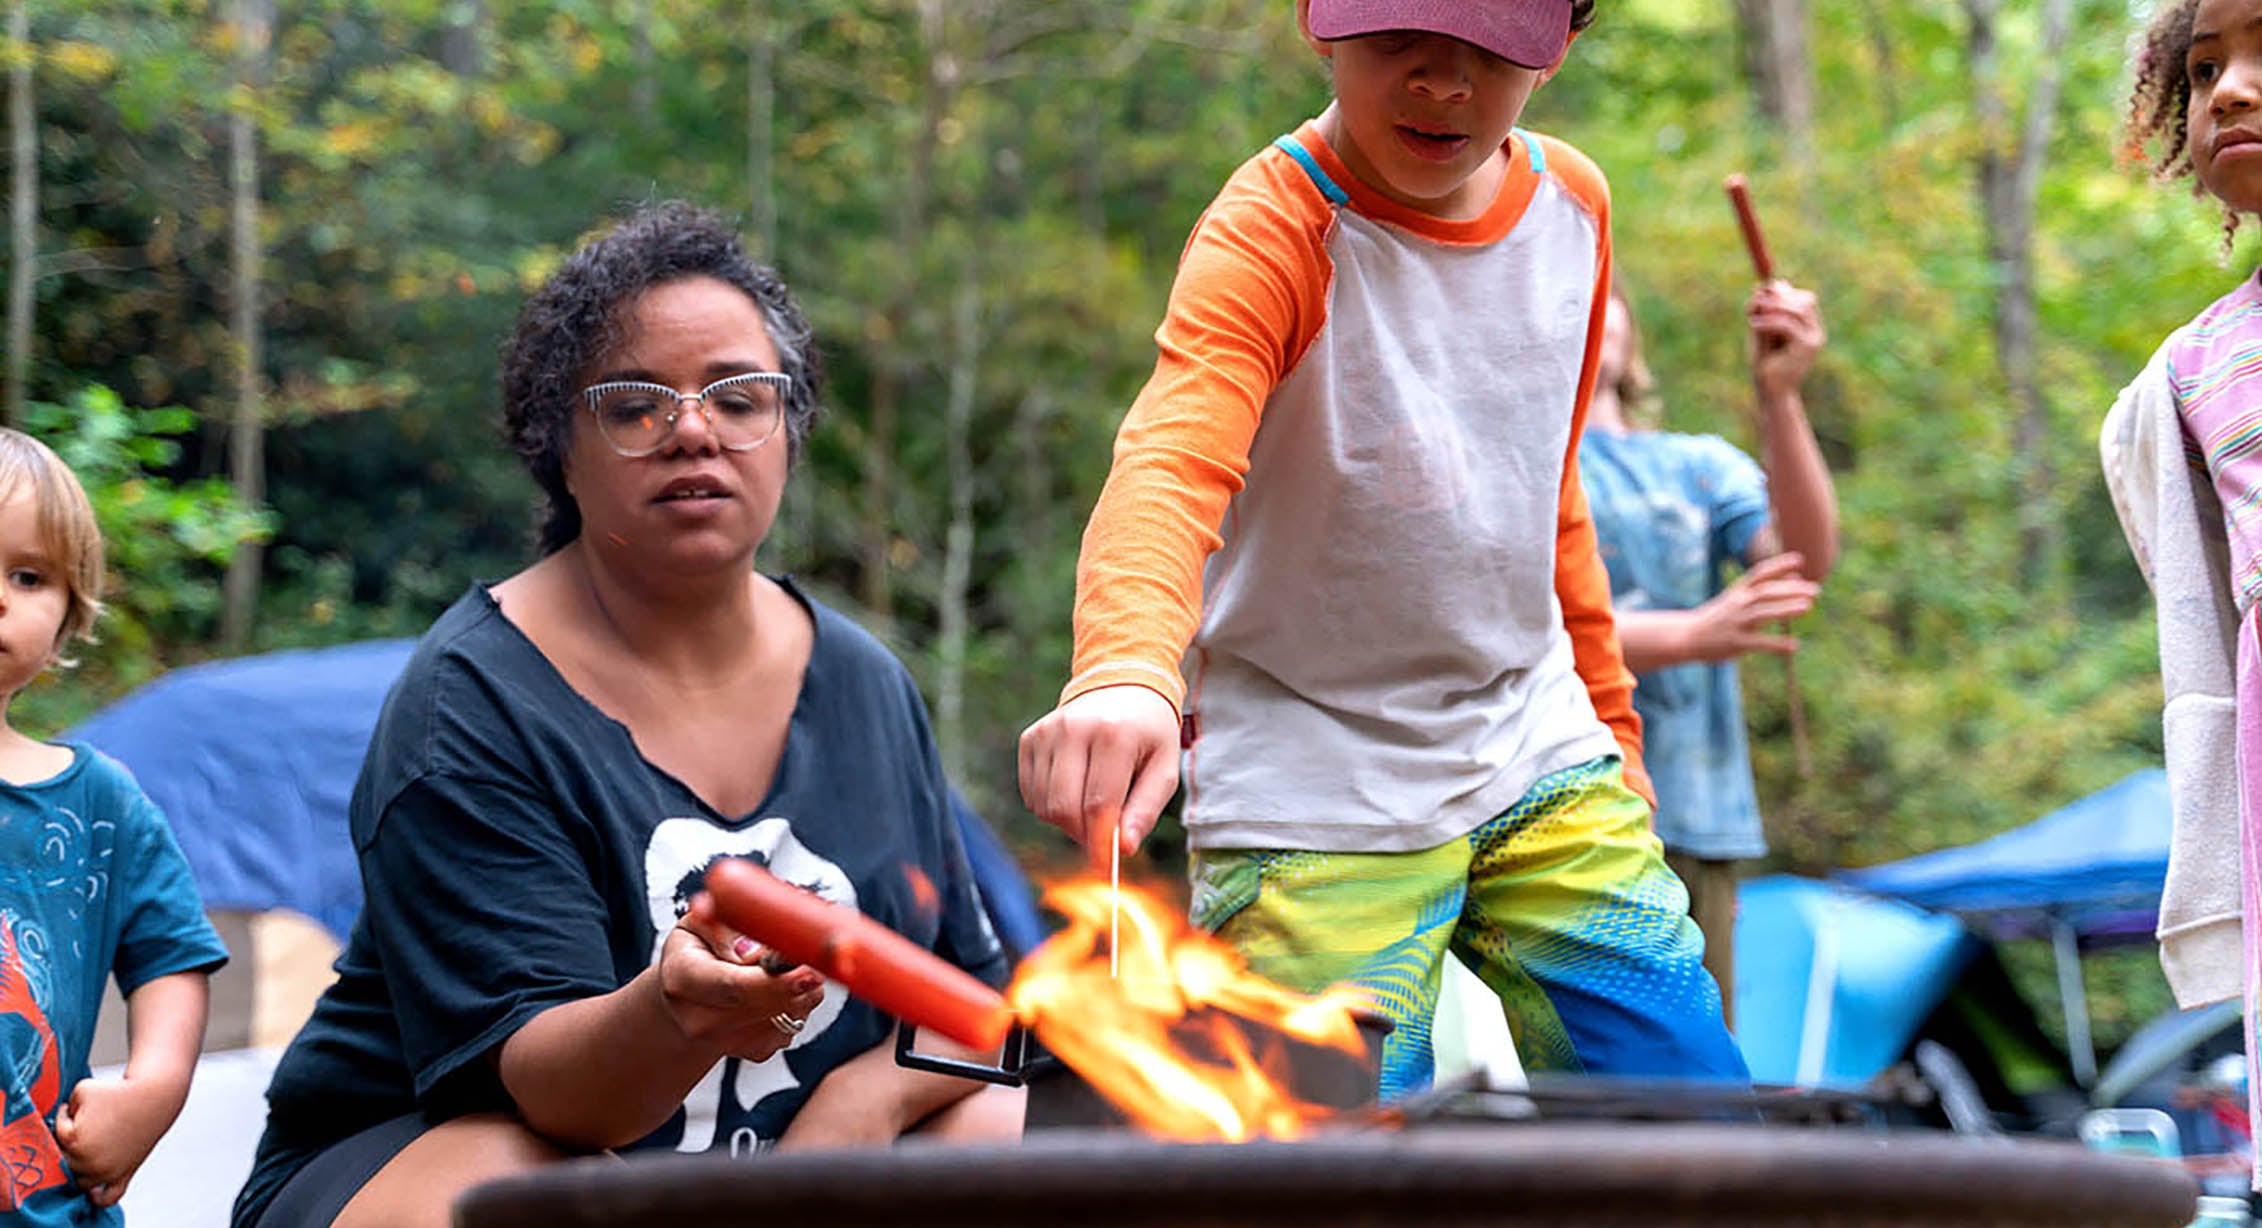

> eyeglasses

[{"left": 580, "top": 372, "right": 791, "bottom": 458}]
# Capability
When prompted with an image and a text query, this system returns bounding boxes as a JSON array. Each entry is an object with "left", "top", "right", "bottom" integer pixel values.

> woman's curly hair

[
  {"left": 499, "top": 200, "right": 821, "bottom": 556},
  {"left": 1570, "top": 0, "right": 1596, "bottom": 34},
  {"left": 2128, "top": 0, "right": 2201, "bottom": 181}
]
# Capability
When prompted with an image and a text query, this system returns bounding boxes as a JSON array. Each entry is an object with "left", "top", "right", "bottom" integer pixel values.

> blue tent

[
  {"left": 1733, "top": 875, "right": 1982, "bottom": 1088},
  {"left": 1833, "top": 769, "right": 2175, "bottom": 1086},
  {"left": 1836, "top": 770, "right": 2171, "bottom": 944},
  {"left": 69, "top": 640, "right": 417, "bottom": 941},
  {"left": 66, "top": 640, "right": 1045, "bottom": 954}
]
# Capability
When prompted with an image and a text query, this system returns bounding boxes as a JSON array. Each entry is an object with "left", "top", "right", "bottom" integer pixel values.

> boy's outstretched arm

[
  {"left": 1019, "top": 160, "right": 1330, "bottom": 867},
  {"left": 55, "top": 969, "right": 208, "bottom": 1207}
]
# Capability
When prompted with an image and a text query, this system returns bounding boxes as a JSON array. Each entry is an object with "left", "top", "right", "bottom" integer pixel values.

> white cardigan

[{"left": 2101, "top": 336, "right": 2246, "bottom": 1009}]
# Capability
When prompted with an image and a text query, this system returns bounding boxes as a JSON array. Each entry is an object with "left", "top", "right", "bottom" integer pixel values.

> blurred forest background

[{"left": 0, "top": 0, "right": 2226, "bottom": 1046}]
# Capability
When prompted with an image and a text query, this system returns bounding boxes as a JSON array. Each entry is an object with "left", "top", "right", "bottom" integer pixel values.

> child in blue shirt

[
  {"left": 1578, "top": 274, "right": 1836, "bottom": 1023},
  {"left": 0, "top": 427, "right": 226, "bottom": 1221}
]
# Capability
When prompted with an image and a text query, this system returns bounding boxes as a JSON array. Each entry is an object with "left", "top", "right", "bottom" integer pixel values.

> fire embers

[{"left": 1006, "top": 880, "right": 1376, "bottom": 1142}]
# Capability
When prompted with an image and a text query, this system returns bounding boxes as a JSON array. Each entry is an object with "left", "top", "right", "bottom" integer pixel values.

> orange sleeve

[
  {"left": 1063, "top": 152, "right": 1334, "bottom": 712},
  {"left": 1541, "top": 137, "right": 1653, "bottom": 808}
]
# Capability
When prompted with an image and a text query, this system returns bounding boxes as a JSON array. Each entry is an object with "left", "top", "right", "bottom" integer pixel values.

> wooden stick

[
  {"left": 1723, "top": 174, "right": 1776, "bottom": 283},
  {"left": 1721, "top": 173, "right": 1812, "bottom": 779}
]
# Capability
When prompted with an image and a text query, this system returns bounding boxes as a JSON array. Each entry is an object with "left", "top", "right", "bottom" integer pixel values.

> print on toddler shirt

[
  {"left": 0, "top": 918, "right": 65, "bottom": 1209},
  {"left": 642, "top": 817, "right": 852, "bottom": 1154}
]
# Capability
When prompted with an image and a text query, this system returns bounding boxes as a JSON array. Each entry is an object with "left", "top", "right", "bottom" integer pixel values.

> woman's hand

[
  {"left": 54, "top": 1074, "right": 178, "bottom": 1207},
  {"left": 1748, "top": 280, "right": 1825, "bottom": 404},
  {"left": 1683, "top": 552, "right": 1818, "bottom": 662},
  {"left": 660, "top": 894, "right": 827, "bottom": 1064},
  {"left": 1018, "top": 684, "right": 1181, "bottom": 871}
]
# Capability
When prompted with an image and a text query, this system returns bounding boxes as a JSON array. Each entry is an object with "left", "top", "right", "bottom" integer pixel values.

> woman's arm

[
  {"left": 1744, "top": 281, "right": 1838, "bottom": 580},
  {"left": 775, "top": 1030, "right": 1022, "bottom": 1150},
  {"left": 498, "top": 914, "right": 825, "bottom": 1151},
  {"left": 1613, "top": 553, "right": 1818, "bottom": 673}
]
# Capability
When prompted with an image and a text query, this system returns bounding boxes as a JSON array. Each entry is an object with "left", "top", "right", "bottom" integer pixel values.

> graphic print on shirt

[
  {"left": 642, "top": 817, "right": 853, "bottom": 1154},
  {"left": 0, "top": 918, "right": 65, "bottom": 1210},
  {"left": 36, "top": 805, "right": 113, "bottom": 969}
]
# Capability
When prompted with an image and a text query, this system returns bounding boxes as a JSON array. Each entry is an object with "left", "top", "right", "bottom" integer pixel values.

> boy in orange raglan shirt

[{"left": 1018, "top": 0, "right": 1748, "bottom": 1096}]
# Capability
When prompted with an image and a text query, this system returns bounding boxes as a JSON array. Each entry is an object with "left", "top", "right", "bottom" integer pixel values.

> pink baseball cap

[{"left": 1307, "top": 0, "right": 1574, "bottom": 68}]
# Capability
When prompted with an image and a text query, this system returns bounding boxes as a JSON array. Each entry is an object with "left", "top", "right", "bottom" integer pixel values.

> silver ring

[{"left": 769, "top": 1012, "right": 807, "bottom": 1035}]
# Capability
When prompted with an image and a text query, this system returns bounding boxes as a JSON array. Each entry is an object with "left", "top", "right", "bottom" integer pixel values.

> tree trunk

[
  {"left": 1012, "top": 387, "right": 1052, "bottom": 571},
  {"left": 1967, "top": 0, "right": 2073, "bottom": 593},
  {"left": 1862, "top": 0, "right": 1900, "bottom": 133},
  {"left": 631, "top": 0, "right": 655, "bottom": 128},
  {"left": 437, "top": 0, "right": 487, "bottom": 77},
  {"left": 5, "top": 0, "right": 33, "bottom": 428},
  {"left": 748, "top": 2, "right": 805, "bottom": 572},
  {"left": 1732, "top": 0, "right": 1814, "bottom": 152},
  {"left": 220, "top": 0, "right": 270, "bottom": 650},
  {"left": 859, "top": 369, "right": 901, "bottom": 619},
  {"left": 937, "top": 278, "right": 979, "bottom": 783},
  {"left": 858, "top": 0, "right": 957, "bottom": 620},
  {"left": 747, "top": 3, "right": 777, "bottom": 262}
]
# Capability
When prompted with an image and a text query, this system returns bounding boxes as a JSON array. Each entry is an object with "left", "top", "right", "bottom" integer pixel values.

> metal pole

[
  {"left": 2051, "top": 917, "right": 2096, "bottom": 1087},
  {"left": 1795, "top": 897, "right": 1838, "bottom": 1086}
]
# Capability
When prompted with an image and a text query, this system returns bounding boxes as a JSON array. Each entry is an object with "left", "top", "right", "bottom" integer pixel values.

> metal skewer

[{"left": 1109, "top": 821, "right": 1121, "bottom": 979}]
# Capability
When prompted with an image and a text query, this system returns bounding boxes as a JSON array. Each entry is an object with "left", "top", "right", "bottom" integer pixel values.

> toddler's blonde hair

[{"left": 0, "top": 429, "right": 103, "bottom": 661}]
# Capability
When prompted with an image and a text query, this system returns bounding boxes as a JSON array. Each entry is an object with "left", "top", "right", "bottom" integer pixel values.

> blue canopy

[
  {"left": 66, "top": 640, "right": 1044, "bottom": 953},
  {"left": 1835, "top": 770, "right": 2170, "bottom": 942},
  {"left": 1733, "top": 875, "right": 1981, "bottom": 1088}
]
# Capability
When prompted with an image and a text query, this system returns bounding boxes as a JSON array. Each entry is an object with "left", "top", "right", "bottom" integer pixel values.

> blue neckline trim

[
  {"left": 1271, "top": 135, "right": 1350, "bottom": 206},
  {"left": 1515, "top": 128, "right": 1545, "bottom": 174},
  {"left": 1273, "top": 130, "right": 1545, "bottom": 207}
]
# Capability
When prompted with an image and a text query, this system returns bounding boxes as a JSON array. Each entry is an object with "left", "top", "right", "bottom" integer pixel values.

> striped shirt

[
  {"left": 1065, "top": 121, "right": 1645, "bottom": 853},
  {"left": 2169, "top": 270, "right": 2262, "bottom": 607}
]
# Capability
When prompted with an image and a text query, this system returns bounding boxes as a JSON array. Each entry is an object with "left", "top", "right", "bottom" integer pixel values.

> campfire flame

[{"left": 1005, "top": 879, "right": 1373, "bottom": 1142}]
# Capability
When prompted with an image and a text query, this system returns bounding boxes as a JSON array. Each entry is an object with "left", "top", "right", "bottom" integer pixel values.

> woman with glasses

[{"left": 232, "top": 201, "right": 1020, "bottom": 1228}]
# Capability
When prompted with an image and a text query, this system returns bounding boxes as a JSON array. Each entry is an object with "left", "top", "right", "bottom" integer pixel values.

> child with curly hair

[{"left": 2104, "top": 0, "right": 2262, "bottom": 1187}]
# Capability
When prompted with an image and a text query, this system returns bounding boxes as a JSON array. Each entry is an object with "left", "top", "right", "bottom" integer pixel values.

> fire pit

[
  {"left": 897, "top": 1007, "right": 1394, "bottom": 1131},
  {"left": 452, "top": 1122, "right": 2199, "bottom": 1227},
  {"left": 648, "top": 862, "right": 2195, "bottom": 1227}
]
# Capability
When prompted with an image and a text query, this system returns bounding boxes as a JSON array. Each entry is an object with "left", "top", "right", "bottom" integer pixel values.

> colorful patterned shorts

[{"left": 1189, "top": 756, "right": 1747, "bottom": 1100}]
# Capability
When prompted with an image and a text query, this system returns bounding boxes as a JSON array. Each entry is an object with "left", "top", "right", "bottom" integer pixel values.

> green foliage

[
  {"left": 13, "top": 385, "right": 271, "bottom": 732},
  {"left": 5, "top": 0, "right": 2226, "bottom": 1054}
]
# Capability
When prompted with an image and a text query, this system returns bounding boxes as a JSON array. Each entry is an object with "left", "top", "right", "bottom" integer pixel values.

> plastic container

[{"left": 2190, "top": 1194, "right": 2251, "bottom": 1226}]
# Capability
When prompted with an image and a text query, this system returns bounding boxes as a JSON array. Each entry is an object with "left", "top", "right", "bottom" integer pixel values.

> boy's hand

[
  {"left": 1018, "top": 684, "right": 1181, "bottom": 870},
  {"left": 1747, "top": 279, "right": 1825, "bottom": 402},
  {"left": 53, "top": 1074, "right": 177, "bottom": 1207},
  {"left": 1686, "top": 552, "right": 1817, "bottom": 662}
]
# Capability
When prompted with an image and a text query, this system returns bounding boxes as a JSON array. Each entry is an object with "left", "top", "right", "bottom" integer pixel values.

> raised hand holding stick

[{"left": 1722, "top": 173, "right": 1818, "bottom": 779}]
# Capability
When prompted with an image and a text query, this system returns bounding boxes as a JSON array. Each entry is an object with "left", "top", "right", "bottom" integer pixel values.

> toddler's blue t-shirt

[{"left": 0, "top": 744, "right": 228, "bottom": 1225}]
